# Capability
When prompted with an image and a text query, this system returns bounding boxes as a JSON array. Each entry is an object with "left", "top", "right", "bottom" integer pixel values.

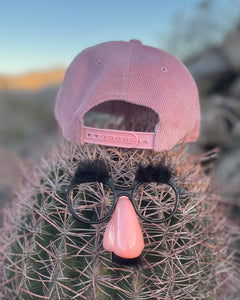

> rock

[
  {"left": 228, "top": 76, "right": 240, "bottom": 98},
  {"left": 188, "top": 49, "right": 230, "bottom": 80},
  {"left": 0, "top": 185, "right": 12, "bottom": 227},
  {"left": 196, "top": 94, "right": 240, "bottom": 151},
  {"left": 0, "top": 147, "right": 25, "bottom": 188},
  {"left": 232, "top": 121, "right": 240, "bottom": 140},
  {"left": 0, "top": 147, "right": 26, "bottom": 227},
  {"left": 187, "top": 48, "right": 230, "bottom": 94},
  {"left": 221, "top": 27, "right": 240, "bottom": 73},
  {"left": 210, "top": 94, "right": 240, "bottom": 119},
  {"left": 214, "top": 147, "right": 240, "bottom": 203},
  {"left": 197, "top": 104, "right": 233, "bottom": 148}
]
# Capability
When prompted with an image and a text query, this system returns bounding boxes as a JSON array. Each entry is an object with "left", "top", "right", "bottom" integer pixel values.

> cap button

[{"left": 129, "top": 39, "right": 142, "bottom": 44}]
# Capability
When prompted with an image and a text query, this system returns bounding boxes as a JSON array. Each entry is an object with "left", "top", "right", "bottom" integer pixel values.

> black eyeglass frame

[{"left": 66, "top": 177, "right": 185, "bottom": 225}]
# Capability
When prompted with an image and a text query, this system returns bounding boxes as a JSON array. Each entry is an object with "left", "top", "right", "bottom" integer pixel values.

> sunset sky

[{"left": 0, "top": 0, "right": 239, "bottom": 75}]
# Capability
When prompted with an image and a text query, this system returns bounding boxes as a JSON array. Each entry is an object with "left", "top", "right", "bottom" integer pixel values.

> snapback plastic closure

[{"left": 83, "top": 126, "right": 155, "bottom": 149}]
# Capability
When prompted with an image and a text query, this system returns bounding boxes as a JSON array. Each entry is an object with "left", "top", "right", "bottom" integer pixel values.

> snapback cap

[{"left": 55, "top": 39, "right": 200, "bottom": 151}]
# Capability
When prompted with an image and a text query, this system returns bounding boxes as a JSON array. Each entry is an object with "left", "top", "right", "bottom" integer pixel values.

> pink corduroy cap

[{"left": 55, "top": 39, "right": 200, "bottom": 151}]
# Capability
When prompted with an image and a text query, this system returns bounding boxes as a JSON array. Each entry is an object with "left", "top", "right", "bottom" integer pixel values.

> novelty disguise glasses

[{"left": 65, "top": 159, "right": 185, "bottom": 224}]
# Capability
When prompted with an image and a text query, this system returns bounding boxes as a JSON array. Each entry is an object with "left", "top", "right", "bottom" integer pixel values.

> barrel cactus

[{"left": 0, "top": 142, "right": 238, "bottom": 299}]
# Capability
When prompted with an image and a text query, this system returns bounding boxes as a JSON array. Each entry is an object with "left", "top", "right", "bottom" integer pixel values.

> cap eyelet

[
  {"left": 161, "top": 66, "right": 168, "bottom": 72},
  {"left": 96, "top": 59, "right": 102, "bottom": 67}
]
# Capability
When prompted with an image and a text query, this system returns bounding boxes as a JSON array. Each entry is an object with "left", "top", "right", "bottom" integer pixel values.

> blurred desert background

[{"left": 0, "top": 0, "right": 240, "bottom": 233}]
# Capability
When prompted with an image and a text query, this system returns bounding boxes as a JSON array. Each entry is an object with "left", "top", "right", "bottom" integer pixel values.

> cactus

[{"left": 0, "top": 142, "right": 238, "bottom": 299}]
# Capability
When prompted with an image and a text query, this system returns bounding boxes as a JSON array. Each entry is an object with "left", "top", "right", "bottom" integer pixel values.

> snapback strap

[{"left": 82, "top": 126, "right": 155, "bottom": 149}]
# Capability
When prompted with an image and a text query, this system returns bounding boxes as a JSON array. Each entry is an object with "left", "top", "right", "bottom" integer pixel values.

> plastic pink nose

[{"left": 103, "top": 196, "right": 144, "bottom": 259}]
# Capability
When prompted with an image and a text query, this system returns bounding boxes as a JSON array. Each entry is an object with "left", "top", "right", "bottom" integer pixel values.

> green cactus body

[{"left": 0, "top": 143, "right": 238, "bottom": 299}]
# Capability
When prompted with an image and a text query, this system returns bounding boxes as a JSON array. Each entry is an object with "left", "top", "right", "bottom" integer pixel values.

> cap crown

[{"left": 55, "top": 40, "right": 200, "bottom": 151}]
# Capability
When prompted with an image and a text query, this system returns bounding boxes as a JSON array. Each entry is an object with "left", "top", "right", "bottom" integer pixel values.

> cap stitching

[{"left": 121, "top": 41, "right": 134, "bottom": 99}]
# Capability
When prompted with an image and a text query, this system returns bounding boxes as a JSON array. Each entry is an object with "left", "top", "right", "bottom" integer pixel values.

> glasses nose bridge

[{"left": 113, "top": 185, "right": 135, "bottom": 203}]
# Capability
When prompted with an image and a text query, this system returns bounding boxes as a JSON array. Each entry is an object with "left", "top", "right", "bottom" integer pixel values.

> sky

[{"left": 0, "top": 0, "right": 239, "bottom": 75}]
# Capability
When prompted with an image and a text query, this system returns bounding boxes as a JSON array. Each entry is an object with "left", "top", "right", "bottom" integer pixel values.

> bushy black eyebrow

[
  {"left": 135, "top": 160, "right": 172, "bottom": 183},
  {"left": 70, "top": 159, "right": 110, "bottom": 186}
]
